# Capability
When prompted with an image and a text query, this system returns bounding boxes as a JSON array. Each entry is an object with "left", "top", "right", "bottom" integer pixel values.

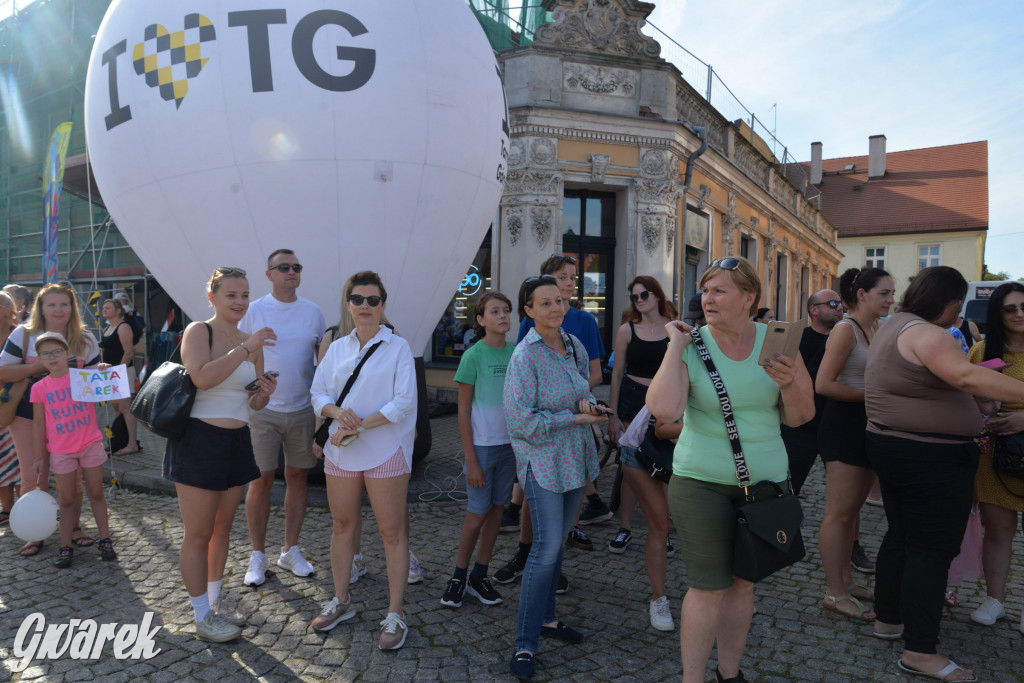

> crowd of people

[{"left": 3, "top": 255, "right": 1024, "bottom": 682}]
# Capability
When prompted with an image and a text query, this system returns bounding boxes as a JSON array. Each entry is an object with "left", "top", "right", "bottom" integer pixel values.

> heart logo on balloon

[{"left": 131, "top": 13, "right": 215, "bottom": 109}]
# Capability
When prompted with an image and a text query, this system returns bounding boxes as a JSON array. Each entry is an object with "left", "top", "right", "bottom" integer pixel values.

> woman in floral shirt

[{"left": 503, "top": 274, "right": 608, "bottom": 679}]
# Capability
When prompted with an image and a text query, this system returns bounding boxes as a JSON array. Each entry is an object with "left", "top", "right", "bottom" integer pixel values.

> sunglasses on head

[
  {"left": 710, "top": 258, "right": 741, "bottom": 271},
  {"left": 550, "top": 253, "right": 577, "bottom": 265},
  {"left": 1002, "top": 303, "right": 1024, "bottom": 315},
  {"left": 215, "top": 266, "right": 247, "bottom": 277},
  {"left": 525, "top": 274, "right": 557, "bottom": 287},
  {"left": 812, "top": 299, "right": 842, "bottom": 310},
  {"left": 348, "top": 294, "right": 382, "bottom": 307},
  {"left": 630, "top": 291, "right": 652, "bottom": 303},
  {"left": 271, "top": 263, "right": 303, "bottom": 273}
]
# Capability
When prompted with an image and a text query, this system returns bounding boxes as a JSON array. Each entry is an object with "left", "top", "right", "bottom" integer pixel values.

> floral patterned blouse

[{"left": 503, "top": 327, "right": 599, "bottom": 493}]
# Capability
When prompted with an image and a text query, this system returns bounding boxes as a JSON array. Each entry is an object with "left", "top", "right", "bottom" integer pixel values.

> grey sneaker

[
  {"left": 649, "top": 596, "right": 674, "bottom": 631},
  {"left": 350, "top": 553, "right": 368, "bottom": 585},
  {"left": 211, "top": 600, "right": 246, "bottom": 627},
  {"left": 407, "top": 551, "right": 424, "bottom": 584},
  {"left": 378, "top": 612, "right": 408, "bottom": 650},
  {"left": 195, "top": 611, "right": 242, "bottom": 643},
  {"left": 311, "top": 597, "right": 356, "bottom": 632}
]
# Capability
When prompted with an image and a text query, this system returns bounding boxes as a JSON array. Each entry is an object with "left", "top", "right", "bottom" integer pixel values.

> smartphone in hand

[
  {"left": 244, "top": 370, "right": 280, "bottom": 392},
  {"left": 757, "top": 322, "right": 802, "bottom": 366}
]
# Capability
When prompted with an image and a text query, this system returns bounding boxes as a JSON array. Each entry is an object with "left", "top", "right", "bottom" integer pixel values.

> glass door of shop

[{"left": 562, "top": 190, "right": 616, "bottom": 357}]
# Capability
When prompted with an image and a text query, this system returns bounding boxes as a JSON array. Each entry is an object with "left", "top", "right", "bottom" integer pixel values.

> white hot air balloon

[{"left": 83, "top": 0, "right": 509, "bottom": 354}]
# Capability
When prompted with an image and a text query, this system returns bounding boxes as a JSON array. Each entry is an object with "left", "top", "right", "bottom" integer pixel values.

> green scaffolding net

[{"left": 467, "top": 1, "right": 550, "bottom": 50}]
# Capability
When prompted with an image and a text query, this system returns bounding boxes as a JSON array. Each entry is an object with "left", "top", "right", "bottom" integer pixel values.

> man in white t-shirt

[{"left": 240, "top": 249, "right": 326, "bottom": 586}]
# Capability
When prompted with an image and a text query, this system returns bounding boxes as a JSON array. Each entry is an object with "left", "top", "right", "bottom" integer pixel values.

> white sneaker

[
  {"left": 408, "top": 551, "right": 424, "bottom": 584},
  {"left": 244, "top": 550, "right": 269, "bottom": 586},
  {"left": 278, "top": 546, "right": 315, "bottom": 578},
  {"left": 971, "top": 596, "right": 1006, "bottom": 625},
  {"left": 649, "top": 596, "right": 674, "bottom": 632},
  {"left": 350, "top": 553, "right": 368, "bottom": 585},
  {"left": 210, "top": 600, "right": 246, "bottom": 627},
  {"left": 195, "top": 611, "right": 242, "bottom": 643}
]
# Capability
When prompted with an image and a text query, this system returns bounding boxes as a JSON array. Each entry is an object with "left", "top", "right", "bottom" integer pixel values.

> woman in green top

[{"left": 647, "top": 257, "right": 814, "bottom": 683}]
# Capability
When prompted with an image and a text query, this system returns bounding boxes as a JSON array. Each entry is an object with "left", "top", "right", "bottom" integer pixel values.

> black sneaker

[
  {"left": 467, "top": 574, "right": 503, "bottom": 605},
  {"left": 851, "top": 540, "right": 875, "bottom": 574},
  {"left": 567, "top": 526, "right": 593, "bottom": 551},
  {"left": 54, "top": 545, "right": 73, "bottom": 569},
  {"left": 578, "top": 502, "right": 613, "bottom": 525},
  {"left": 440, "top": 576, "right": 466, "bottom": 608},
  {"left": 608, "top": 528, "right": 632, "bottom": 554},
  {"left": 495, "top": 547, "right": 528, "bottom": 584},
  {"left": 98, "top": 538, "right": 117, "bottom": 561},
  {"left": 500, "top": 506, "right": 521, "bottom": 532},
  {"left": 556, "top": 574, "right": 569, "bottom": 594}
]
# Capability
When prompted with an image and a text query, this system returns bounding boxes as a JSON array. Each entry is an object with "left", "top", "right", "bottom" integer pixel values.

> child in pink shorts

[{"left": 30, "top": 332, "right": 116, "bottom": 568}]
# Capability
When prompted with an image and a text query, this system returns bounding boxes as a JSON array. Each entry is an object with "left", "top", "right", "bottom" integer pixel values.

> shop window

[{"left": 429, "top": 228, "right": 492, "bottom": 365}]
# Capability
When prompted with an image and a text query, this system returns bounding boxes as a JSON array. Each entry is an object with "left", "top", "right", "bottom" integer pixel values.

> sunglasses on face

[
  {"left": 630, "top": 291, "right": 652, "bottom": 303},
  {"left": 710, "top": 258, "right": 741, "bottom": 271},
  {"left": 215, "top": 266, "right": 247, "bottom": 277},
  {"left": 550, "top": 253, "right": 577, "bottom": 265},
  {"left": 1002, "top": 304, "right": 1024, "bottom": 315},
  {"left": 38, "top": 349, "right": 67, "bottom": 360},
  {"left": 812, "top": 299, "right": 843, "bottom": 310},
  {"left": 272, "top": 263, "right": 303, "bottom": 273},
  {"left": 348, "top": 294, "right": 383, "bottom": 307}
]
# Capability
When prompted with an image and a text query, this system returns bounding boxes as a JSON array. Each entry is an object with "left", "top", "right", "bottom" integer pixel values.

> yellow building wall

[
  {"left": 838, "top": 231, "right": 986, "bottom": 298},
  {"left": 559, "top": 140, "right": 639, "bottom": 167}
]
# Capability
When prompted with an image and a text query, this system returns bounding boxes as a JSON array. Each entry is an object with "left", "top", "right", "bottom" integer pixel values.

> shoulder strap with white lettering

[{"left": 689, "top": 326, "right": 751, "bottom": 488}]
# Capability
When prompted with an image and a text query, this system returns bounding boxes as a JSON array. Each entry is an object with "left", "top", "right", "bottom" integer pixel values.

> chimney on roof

[
  {"left": 810, "top": 142, "right": 822, "bottom": 185},
  {"left": 868, "top": 134, "right": 886, "bottom": 179}
]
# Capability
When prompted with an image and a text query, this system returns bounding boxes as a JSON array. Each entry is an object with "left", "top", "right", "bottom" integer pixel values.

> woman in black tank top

[
  {"left": 607, "top": 276, "right": 677, "bottom": 630},
  {"left": 99, "top": 299, "right": 139, "bottom": 456}
]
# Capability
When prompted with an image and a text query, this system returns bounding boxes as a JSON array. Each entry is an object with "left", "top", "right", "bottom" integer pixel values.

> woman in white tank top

[{"left": 163, "top": 267, "right": 277, "bottom": 643}]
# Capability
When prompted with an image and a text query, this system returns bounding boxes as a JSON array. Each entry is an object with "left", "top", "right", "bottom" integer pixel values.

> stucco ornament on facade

[
  {"left": 535, "top": 0, "right": 662, "bottom": 59},
  {"left": 531, "top": 207, "right": 554, "bottom": 249},
  {"left": 508, "top": 140, "right": 525, "bottom": 167},
  {"left": 696, "top": 184, "right": 712, "bottom": 211},
  {"left": 641, "top": 214, "right": 662, "bottom": 257},
  {"left": 563, "top": 63, "right": 636, "bottom": 97},
  {"left": 506, "top": 206, "right": 525, "bottom": 247},
  {"left": 723, "top": 192, "right": 739, "bottom": 256},
  {"left": 530, "top": 138, "right": 557, "bottom": 167},
  {"left": 504, "top": 169, "right": 563, "bottom": 195},
  {"left": 589, "top": 153, "right": 611, "bottom": 182}
]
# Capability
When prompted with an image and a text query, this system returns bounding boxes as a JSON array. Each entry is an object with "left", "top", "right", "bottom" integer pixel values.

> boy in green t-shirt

[{"left": 441, "top": 292, "right": 515, "bottom": 608}]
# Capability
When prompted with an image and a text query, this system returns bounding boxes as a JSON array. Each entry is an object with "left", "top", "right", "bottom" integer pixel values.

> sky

[{"left": 642, "top": 0, "right": 1024, "bottom": 279}]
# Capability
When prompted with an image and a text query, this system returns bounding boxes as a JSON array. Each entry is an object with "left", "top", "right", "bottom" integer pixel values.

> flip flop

[
  {"left": 872, "top": 629, "right": 903, "bottom": 641},
  {"left": 19, "top": 540, "right": 43, "bottom": 556},
  {"left": 897, "top": 658, "right": 977, "bottom": 682},
  {"left": 113, "top": 447, "right": 140, "bottom": 456},
  {"left": 823, "top": 593, "right": 874, "bottom": 621},
  {"left": 71, "top": 527, "right": 94, "bottom": 547}
]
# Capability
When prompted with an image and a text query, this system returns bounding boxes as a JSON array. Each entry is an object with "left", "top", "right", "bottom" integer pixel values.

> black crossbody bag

[
  {"left": 690, "top": 326, "right": 805, "bottom": 583},
  {"left": 313, "top": 341, "right": 383, "bottom": 449}
]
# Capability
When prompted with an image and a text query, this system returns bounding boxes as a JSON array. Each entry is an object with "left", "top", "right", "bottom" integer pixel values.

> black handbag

[
  {"left": 313, "top": 341, "right": 382, "bottom": 448},
  {"left": 689, "top": 326, "right": 806, "bottom": 583},
  {"left": 130, "top": 323, "right": 210, "bottom": 439},
  {"left": 636, "top": 416, "right": 674, "bottom": 483},
  {"left": 993, "top": 433, "right": 1024, "bottom": 479}
]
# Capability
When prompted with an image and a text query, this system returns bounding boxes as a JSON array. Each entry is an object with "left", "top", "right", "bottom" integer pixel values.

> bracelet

[
  {"left": 238, "top": 344, "right": 250, "bottom": 357},
  {"left": 357, "top": 426, "right": 366, "bottom": 433}
]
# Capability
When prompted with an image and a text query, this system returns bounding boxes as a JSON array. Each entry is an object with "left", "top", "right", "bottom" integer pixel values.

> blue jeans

[{"left": 515, "top": 465, "right": 585, "bottom": 652}]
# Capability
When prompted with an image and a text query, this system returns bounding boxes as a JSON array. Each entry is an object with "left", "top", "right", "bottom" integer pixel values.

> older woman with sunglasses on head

[
  {"left": 0, "top": 283, "right": 102, "bottom": 556},
  {"left": 309, "top": 271, "right": 417, "bottom": 650},
  {"left": 164, "top": 267, "right": 277, "bottom": 643},
  {"left": 606, "top": 275, "right": 678, "bottom": 630},
  {"left": 647, "top": 256, "right": 814, "bottom": 683},
  {"left": 505, "top": 274, "right": 607, "bottom": 679}
]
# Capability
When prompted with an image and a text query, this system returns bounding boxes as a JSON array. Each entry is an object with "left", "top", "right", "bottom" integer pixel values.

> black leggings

[{"left": 866, "top": 432, "right": 978, "bottom": 654}]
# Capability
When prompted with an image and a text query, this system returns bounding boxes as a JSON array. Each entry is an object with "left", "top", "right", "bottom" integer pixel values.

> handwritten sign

[{"left": 70, "top": 365, "right": 130, "bottom": 402}]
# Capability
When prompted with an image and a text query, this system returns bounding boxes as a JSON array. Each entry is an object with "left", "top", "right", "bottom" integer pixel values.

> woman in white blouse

[{"left": 309, "top": 271, "right": 417, "bottom": 650}]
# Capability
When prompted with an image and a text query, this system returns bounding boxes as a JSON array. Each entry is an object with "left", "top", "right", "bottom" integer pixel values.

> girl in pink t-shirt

[{"left": 30, "top": 332, "right": 116, "bottom": 568}]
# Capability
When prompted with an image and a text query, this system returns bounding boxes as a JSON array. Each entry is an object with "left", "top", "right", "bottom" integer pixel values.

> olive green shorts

[{"left": 667, "top": 476, "right": 788, "bottom": 591}]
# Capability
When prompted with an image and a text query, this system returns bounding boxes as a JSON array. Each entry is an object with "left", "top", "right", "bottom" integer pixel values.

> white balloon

[
  {"left": 84, "top": 0, "right": 509, "bottom": 353},
  {"left": 10, "top": 490, "right": 60, "bottom": 543}
]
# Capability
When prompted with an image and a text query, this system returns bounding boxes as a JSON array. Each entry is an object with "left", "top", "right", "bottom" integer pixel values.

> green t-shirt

[
  {"left": 454, "top": 339, "right": 514, "bottom": 446},
  {"left": 673, "top": 324, "right": 789, "bottom": 485}
]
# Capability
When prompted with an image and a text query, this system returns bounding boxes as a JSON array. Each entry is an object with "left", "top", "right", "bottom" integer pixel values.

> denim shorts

[
  {"left": 163, "top": 419, "right": 260, "bottom": 491},
  {"left": 465, "top": 443, "right": 516, "bottom": 514},
  {"left": 619, "top": 445, "right": 642, "bottom": 470}
]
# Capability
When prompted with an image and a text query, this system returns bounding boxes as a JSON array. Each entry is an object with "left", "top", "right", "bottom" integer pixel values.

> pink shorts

[
  {"left": 325, "top": 447, "right": 410, "bottom": 479},
  {"left": 50, "top": 441, "right": 107, "bottom": 475}
]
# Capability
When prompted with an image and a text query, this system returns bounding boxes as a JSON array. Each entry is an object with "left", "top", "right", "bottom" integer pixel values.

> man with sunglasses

[
  {"left": 781, "top": 289, "right": 843, "bottom": 495},
  {"left": 240, "top": 249, "right": 327, "bottom": 586}
]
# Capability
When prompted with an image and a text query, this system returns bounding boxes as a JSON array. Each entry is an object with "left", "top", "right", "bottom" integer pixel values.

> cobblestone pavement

[{"left": 1, "top": 411, "right": 1023, "bottom": 682}]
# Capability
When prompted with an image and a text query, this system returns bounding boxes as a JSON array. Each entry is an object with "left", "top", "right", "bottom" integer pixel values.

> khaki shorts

[{"left": 249, "top": 407, "right": 317, "bottom": 471}]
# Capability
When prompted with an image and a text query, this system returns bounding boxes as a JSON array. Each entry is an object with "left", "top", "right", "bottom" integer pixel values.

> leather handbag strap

[
  {"left": 319, "top": 340, "right": 383, "bottom": 432},
  {"left": 689, "top": 327, "right": 752, "bottom": 489}
]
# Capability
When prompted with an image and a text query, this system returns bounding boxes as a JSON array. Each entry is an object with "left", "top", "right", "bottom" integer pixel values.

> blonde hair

[
  {"left": 207, "top": 267, "right": 248, "bottom": 295},
  {"left": 26, "top": 283, "right": 92, "bottom": 357},
  {"left": 699, "top": 256, "right": 762, "bottom": 317},
  {"left": 0, "top": 291, "right": 16, "bottom": 329}
]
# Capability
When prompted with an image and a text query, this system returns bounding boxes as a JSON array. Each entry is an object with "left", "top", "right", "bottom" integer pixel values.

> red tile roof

[{"left": 799, "top": 141, "right": 988, "bottom": 237}]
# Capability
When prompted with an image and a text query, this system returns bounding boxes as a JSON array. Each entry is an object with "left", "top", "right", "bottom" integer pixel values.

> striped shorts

[{"left": 324, "top": 447, "right": 410, "bottom": 479}]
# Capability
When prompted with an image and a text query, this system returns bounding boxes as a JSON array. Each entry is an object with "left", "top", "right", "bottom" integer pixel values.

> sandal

[
  {"left": 897, "top": 658, "right": 977, "bottom": 682},
  {"left": 19, "top": 540, "right": 43, "bottom": 556},
  {"left": 71, "top": 527, "right": 94, "bottom": 547},
  {"left": 113, "top": 446, "right": 140, "bottom": 456},
  {"left": 823, "top": 592, "right": 875, "bottom": 621},
  {"left": 0, "top": 510, "right": 9, "bottom": 526},
  {"left": 847, "top": 583, "right": 874, "bottom": 602}
]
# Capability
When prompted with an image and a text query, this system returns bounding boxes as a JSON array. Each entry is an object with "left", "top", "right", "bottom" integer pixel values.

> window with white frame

[
  {"left": 865, "top": 247, "right": 886, "bottom": 269},
  {"left": 918, "top": 244, "right": 940, "bottom": 271}
]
